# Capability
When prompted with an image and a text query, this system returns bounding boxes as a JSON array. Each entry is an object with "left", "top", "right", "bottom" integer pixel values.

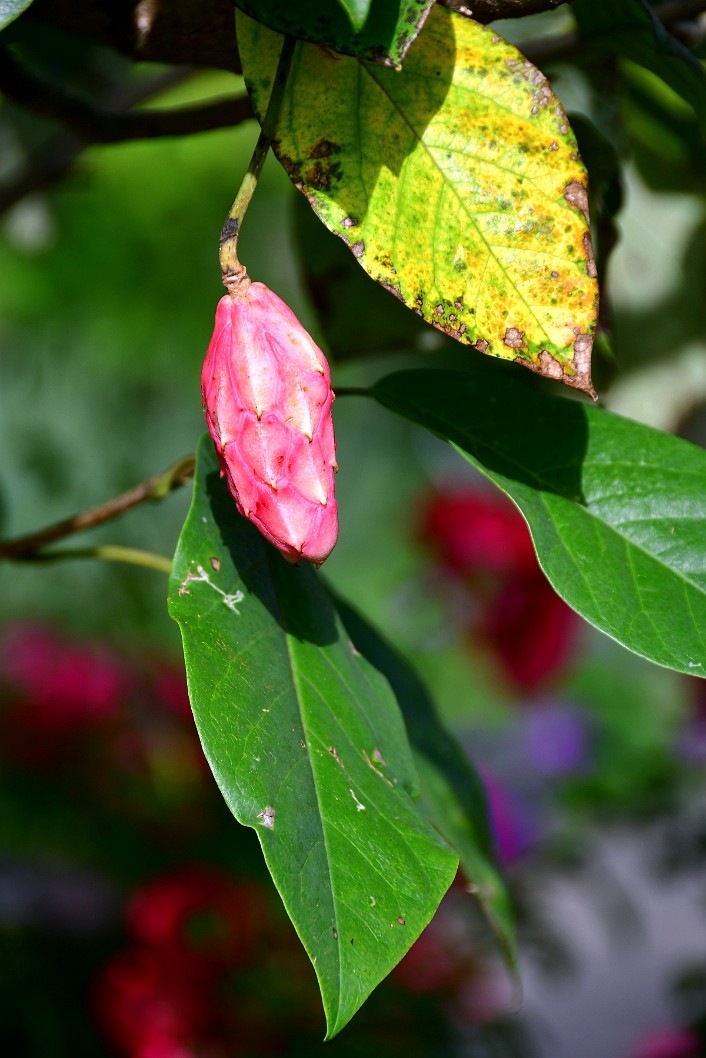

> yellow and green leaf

[{"left": 238, "top": 5, "right": 599, "bottom": 394}]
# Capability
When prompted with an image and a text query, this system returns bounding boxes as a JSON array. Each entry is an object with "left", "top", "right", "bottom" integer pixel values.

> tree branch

[
  {"left": 0, "top": 455, "right": 194, "bottom": 562},
  {"left": 0, "top": 49, "right": 253, "bottom": 143},
  {"left": 25, "top": 0, "right": 571, "bottom": 77}
]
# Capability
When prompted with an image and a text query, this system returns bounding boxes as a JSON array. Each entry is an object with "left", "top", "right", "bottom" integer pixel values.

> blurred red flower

[
  {"left": 95, "top": 866, "right": 276, "bottom": 1058},
  {"left": 419, "top": 487, "right": 580, "bottom": 691}
]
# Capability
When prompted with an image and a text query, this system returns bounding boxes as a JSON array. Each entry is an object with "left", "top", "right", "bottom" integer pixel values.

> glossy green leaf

[
  {"left": 238, "top": 5, "right": 598, "bottom": 394},
  {"left": 168, "top": 437, "right": 458, "bottom": 1037},
  {"left": 0, "top": 0, "right": 34, "bottom": 30},
  {"left": 334, "top": 594, "right": 516, "bottom": 967},
  {"left": 373, "top": 368, "right": 706, "bottom": 678},
  {"left": 573, "top": 0, "right": 706, "bottom": 131},
  {"left": 234, "top": 0, "right": 434, "bottom": 67}
]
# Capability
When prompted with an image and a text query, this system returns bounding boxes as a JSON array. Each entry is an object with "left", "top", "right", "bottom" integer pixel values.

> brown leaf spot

[
  {"left": 351, "top": 241, "right": 365, "bottom": 259},
  {"left": 503, "top": 327, "right": 525, "bottom": 350},
  {"left": 583, "top": 232, "right": 597, "bottom": 278},
  {"left": 532, "top": 85, "right": 552, "bottom": 108},
  {"left": 564, "top": 180, "right": 589, "bottom": 224},
  {"left": 328, "top": 746, "right": 344, "bottom": 768},
  {"left": 397, "top": 916, "right": 406, "bottom": 926},
  {"left": 209, "top": 557, "right": 221, "bottom": 572},
  {"left": 333, "top": 928, "right": 338, "bottom": 940},
  {"left": 342, "top": 216, "right": 358, "bottom": 229},
  {"left": 474, "top": 338, "right": 490, "bottom": 354},
  {"left": 537, "top": 349, "right": 565, "bottom": 380},
  {"left": 573, "top": 332, "right": 595, "bottom": 392},
  {"left": 372, "top": 748, "right": 386, "bottom": 765},
  {"left": 380, "top": 280, "right": 404, "bottom": 302},
  {"left": 256, "top": 806, "right": 275, "bottom": 830},
  {"left": 310, "top": 138, "right": 340, "bottom": 159},
  {"left": 364, "top": 749, "right": 393, "bottom": 786}
]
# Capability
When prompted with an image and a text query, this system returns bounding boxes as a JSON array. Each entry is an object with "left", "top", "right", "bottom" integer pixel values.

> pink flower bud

[{"left": 202, "top": 279, "right": 338, "bottom": 567}]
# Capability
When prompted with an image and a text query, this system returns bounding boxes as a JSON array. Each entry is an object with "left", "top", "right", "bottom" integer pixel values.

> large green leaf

[
  {"left": 0, "top": 0, "right": 33, "bottom": 31},
  {"left": 573, "top": 0, "right": 706, "bottom": 132},
  {"left": 372, "top": 368, "right": 706, "bottom": 678},
  {"left": 238, "top": 5, "right": 598, "bottom": 394},
  {"left": 168, "top": 437, "right": 458, "bottom": 1037},
  {"left": 334, "top": 594, "right": 516, "bottom": 967},
  {"left": 234, "top": 0, "right": 434, "bottom": 67}
]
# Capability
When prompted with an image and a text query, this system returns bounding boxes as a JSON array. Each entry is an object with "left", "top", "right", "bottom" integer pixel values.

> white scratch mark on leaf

[
  {"left": 350, "top": 789, "right": 366, "bottom": 812},
  {"left": 179, "top": 565, "right": 244, "bottom": 612}
]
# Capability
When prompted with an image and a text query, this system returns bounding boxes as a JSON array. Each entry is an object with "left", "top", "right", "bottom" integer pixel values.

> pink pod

[{"left": 202, "top": 282, "right": 338, "bottom": 567}]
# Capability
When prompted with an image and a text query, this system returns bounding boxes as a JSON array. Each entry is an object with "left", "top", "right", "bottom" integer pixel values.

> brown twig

[
  {"left": 0, "top": 61, "right": 251, "bottom": 215},
  {"left": 0, "top": 455, "right": 194, "bottom": 561},
  {"left": 522, "top": 0, "right": 706, "bottom": 64},
  {"left": 0, "top": 49, "right": 253, "bottom": 143}
]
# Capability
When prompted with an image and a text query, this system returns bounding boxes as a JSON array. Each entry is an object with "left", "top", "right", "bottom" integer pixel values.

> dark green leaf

[
  {"left": 573, "top": 0, "right": 706, "bottom": 131},
  {"left": 168, "top": 437, "right": 458, "bottom": 1037},
  {"left": 292, "top": 190, "right": 428, "bottom": 359},
  {"left": 333, "top": 593, "right": 517, "bottom": 967},
  {"left": 233, "top": 0, "right": 434, "bottom": 68},
  {"left": 0, "top": 0, "right": 34, "bottom": 31},
  {"left": 373, "top": 368, "right": 706, "bottom": 678}
]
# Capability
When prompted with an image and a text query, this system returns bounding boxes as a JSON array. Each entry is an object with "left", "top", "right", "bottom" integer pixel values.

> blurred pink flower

[
  {"left": 628, "top": 1027, "right": 702, "bottom": 1058},
  {"left": 0, "top": 622, "right": 126, "bottom": 730}
]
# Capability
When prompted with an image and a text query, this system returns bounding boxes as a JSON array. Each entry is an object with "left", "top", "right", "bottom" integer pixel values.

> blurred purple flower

[
  {"left": 482, "top": 769, "right": 540, "bottom": 866},
  {"left": 524, "top": 701, "right": 591, "bottom": 778}
]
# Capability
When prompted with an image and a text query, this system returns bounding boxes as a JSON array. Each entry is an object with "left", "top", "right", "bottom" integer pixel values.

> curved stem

[
  {"left": 219, "top": 34, "right": 296, "bottom": 282},
  {"left": 14, "top": 546, "right": 173, "bottom": 574},
  {"left": 0, "top": 454, "right": 194, "bottom": 560},
  {"left": 334, "top": 386, "right": 373, "bottom": 399}
]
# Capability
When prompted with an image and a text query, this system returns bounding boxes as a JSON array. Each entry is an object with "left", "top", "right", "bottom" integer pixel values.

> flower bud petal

[{"left": 202, "top": 283, "right": 338, "bottom": 567}]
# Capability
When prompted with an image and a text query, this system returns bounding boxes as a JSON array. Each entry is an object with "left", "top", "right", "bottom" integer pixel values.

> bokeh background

[{"left": 2, "top": 5, "right": 706, "bottom": 1057}]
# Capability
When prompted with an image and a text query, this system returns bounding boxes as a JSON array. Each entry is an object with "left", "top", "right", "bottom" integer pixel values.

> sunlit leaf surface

[{"left": 239, "top": 5, "right": 598, "bottom": 393}]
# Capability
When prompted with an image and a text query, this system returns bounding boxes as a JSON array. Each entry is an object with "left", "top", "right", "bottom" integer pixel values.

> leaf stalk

[{"left": 219, "top": 34, "right": 296, "bottom": 283}]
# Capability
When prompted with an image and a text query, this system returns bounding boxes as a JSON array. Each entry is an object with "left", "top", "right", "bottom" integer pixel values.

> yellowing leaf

[{"left": 238, "top": 6, "right": 598, "bottom": 394}]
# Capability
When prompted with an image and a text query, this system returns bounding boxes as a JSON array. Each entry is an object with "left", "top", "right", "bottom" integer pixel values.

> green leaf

[
  {"left": 333, "top": 593, "right": 517, "bottom": 967},
  {"left": 234, "top": 0, "right": 434, "bottom": 67},
  {"left": 573, "top": 0, "right": 706, "bottom": 132},
  {"left": 238, "top": 5, "right": 598, "bottom": 394},
  {"left": 168, "top": 437, "right": 458, "bottom": 1037},
  {"left": 372, "top": 368, "right": 706, "bottom": 678},
  {"left": 0, "top": 0, "right": 34, "bottom": 31}
]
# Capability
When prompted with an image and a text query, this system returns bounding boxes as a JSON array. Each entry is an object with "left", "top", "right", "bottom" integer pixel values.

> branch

[
  {"left": 0, "top": 50, "right": 253, "bottom": 143},
  {"left": 26, "top": 0, "right": 571, "bottom": 76},
  {"left": 522, "top": 0, "right": 706, "bottom": 63},
  {"left": 0, "top": 455, "right": 194, "bottom": 561},
  {"left": 0, "top": 65, "right": 247, "bottom": 215},
  {"left": 12, "top": 545, "right": 174, "bottom": 574},
  {"left": 1, "top": 70, "right": 185, "bottom": 215},
  {"left": 439, "top": 0, "right": 567, "bottom": 19}
]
